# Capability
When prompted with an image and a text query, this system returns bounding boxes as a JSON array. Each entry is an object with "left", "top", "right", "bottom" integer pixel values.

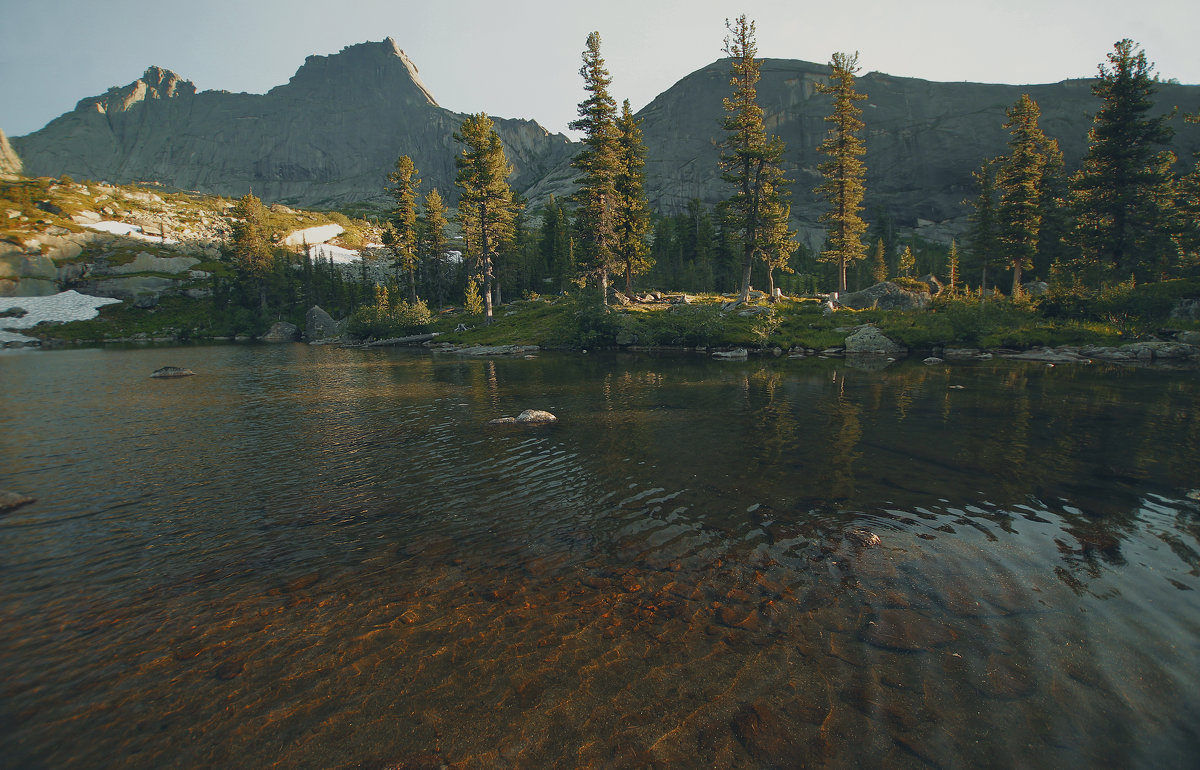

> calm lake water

[{"left": 1, "top": 344, "right": 1198, "bottom": 768}]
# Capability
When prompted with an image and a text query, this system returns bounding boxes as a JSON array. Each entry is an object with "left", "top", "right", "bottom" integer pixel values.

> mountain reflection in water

[{"left": 1, "top": 345, "right": 1197, "bottom": 768}]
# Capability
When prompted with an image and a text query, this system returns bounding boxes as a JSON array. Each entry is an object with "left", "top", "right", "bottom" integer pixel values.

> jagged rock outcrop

[
  {"left": 0, "top": 129, "right": 22, "bottom": 179},
  {"left": 13, "top": 39, "right": 573, "bottom": 209},
  {"left": 844, "top": 326, "right": 906, "bottom": 355}
]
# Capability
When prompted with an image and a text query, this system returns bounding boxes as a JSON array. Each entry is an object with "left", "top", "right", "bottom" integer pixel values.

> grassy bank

[{"left": 28, "top": 278, "right": 1200, "bottom": 352}]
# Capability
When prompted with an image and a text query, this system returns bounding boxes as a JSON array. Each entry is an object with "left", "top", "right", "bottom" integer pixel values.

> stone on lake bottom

[{"left": 0, "top": 491, "right": 36, "bottom": 512}]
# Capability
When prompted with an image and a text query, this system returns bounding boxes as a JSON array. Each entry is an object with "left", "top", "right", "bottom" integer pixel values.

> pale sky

[{"left": 2, "top": 0, "right": 1198, "bottom": 139}]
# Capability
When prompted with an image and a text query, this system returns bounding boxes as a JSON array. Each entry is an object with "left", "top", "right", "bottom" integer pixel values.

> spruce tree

[
  {"left": 761, "top": 195, "right": 797, "bottom": 298},
  {"left": 1178, "top": 111, "right": 1200, "bottom": 263},
  {"left": 815, "top": 52, "right": 869, "bottom": 293},
  {"left": 384, "top": 155, "right": 421, "bottom": 302},
  {"left": 613, "top": 99, "right": 653, "bottom": 298},
  {"left": 229, "top": 192, "right": 273, "bottom": 312},
  {"left": 418, "top": 188, "right": 449, "bottom": 307},
  {"left": 570, "top": 31, "right": 621, "bottom": 304},
  {"left": 968, "top": 159, "right": 1002, "bottom": 293},
  {"left": 454, "top": 113, "right": 518, "bottom": 325},
  {"left": 947, "top": 238, "right": 961, "bottom": 294},
  {"left": 872, "top": 238, "right": 888, "bottom": 283},
  {"left": 898, "top": 245, "right": 915, "bottom": 277},
  {"left": 720, "top": 15, "right": 789, "bottom": 305},
  {"left": 997, "top": 95, "right": 1056, "bottom": 295},
  {"left": 1071, "top": 39, "right": 1179, "bottom": 282}
]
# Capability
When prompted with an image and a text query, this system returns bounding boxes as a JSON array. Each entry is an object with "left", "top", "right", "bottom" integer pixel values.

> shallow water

[{"left": 1, "top": 344, "right": 1198, "bottom": 768}]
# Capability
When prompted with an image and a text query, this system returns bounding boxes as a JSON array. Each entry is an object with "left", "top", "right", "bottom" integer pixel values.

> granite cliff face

[
  {"left": 0, "top": 129, "right": 22, "bottom": 179},
  {"left": 13, "top": 46, "right": 1200, "bottom": 234},
  {"left": 13, "top": 39, "right": 573, "bottom": 208},
  {"left": 527, "top": 58, "right": 1200, "bottom": 240}
]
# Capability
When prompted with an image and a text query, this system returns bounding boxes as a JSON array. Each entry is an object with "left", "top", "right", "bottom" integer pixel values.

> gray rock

[
  {"left": 916, "top": 274, "right": 944, "bottom": 295},
  {"left": 489, "top": 409, "right": 557, "bottom": 426},
  {"left": 1175, "top": 330, "right": 1200, "bottom": 345},
  {"left": 713, "top": 348, "right": 749, "bottom": 359},
  {"left": 151, "top": 366, "right": 194, "bottom": 378},
  {"left": 456, "top": 344, "right": 539, "bottom": 356},
  {"left": 1022, "top": 280, "right": 1050, "bottom": 297},
  {"left": 1170, "top": 298, "right": 1200, "bottom": 322},
  {"left": 839, "top": 282, "right": 930, "bottom": 311},
  {"left": 844, "top": 325, "right": 906, "bottom": 355},
  {"left": 261, "top": 321, "right": 300, "bottom": 342},
  {"left": 109, "top": 252, "right": 199, "bottom": 275},
  {"left": 0, "top": 490, "right": 35, "bottom": 512},
  {"left": 0, "top": 129, "right": 22, "bottom": 179},
  {"left": 923, "top": 356, "right": 944, "bottom": 364},
  {"left": 80, "top": 276, "right": 177, "bottom": 303},
  {"left": 305, "top": 304, "right": 342, "bottom": 342}
]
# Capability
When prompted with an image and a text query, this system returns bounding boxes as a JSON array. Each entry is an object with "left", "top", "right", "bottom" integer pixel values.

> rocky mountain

[
  {"left": 0, "top": 129, "right": 22, "bottom": 179},
  {"left": 12, "top": 39, "right": 573, "bottom": 209},
  {"left": 12, "top": 44, "right": 1200, "bottom": 241},
  {"left": 528, "top": 58, "right": 1200, "bottom": 242}
]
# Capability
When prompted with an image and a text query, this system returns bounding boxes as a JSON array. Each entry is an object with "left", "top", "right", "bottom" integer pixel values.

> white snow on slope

[{"left": 1, "top": 291, "right": 122, "bottom": 344}]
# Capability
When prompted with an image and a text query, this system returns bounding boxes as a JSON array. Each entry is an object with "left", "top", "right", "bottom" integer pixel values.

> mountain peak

[
  {"left": 278, "top": 38, "right": 438, "bottom": 107},
  {"left": 73, "top": 66, "right": 195, "bottom": 116}
]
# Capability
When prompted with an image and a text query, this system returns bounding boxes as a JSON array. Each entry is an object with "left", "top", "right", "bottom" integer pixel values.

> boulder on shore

[
  {"left": 305, "top": 305, "right": 343, "bottom": 343},
  {"left": 839, "top": 281, "right": 930, "bottom": 311},
  {"left": 261, "top": 321, "right": 300, "bottom": 342},
  {"left": 844, "top": 326, "right": 906, "bottom": 355}
]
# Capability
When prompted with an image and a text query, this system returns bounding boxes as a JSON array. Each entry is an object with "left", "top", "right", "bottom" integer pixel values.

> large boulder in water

[
  {"left": 839, "top": 281, "right": 930, "bottom": 311},
  {"left": 844, "top": 325, "right": 906, "bottom": 355}
]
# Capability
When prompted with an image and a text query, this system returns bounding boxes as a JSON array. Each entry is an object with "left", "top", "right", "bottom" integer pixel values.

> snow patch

[
  {"left": 1, "top": 290, "right": 122, "bottom": 344},
  {"left": 81, "top": 220, "right": 178, "bottom": 244},
  {"left": 308, "top": 243, "right": 361, "bottom": 264},
  {"left": 284, "top": 224, "right": 344, "bottom": 247}
]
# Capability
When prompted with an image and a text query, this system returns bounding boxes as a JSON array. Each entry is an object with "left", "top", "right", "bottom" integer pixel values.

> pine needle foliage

[
  {"left": 720, "top": 15, "right": 790, "bottom": 305},
  {"left": 570, "top": 31, "right": 622, "bottom": 304},
  {"left": 383, "top": 154, "right": 421, "bottom": 302},
  {"left": 454, "top": 113, "right": 519, "bottom": 325},
  {"left": 815, "top": 52, "right": 869, "bottom": 293},
  {"left": 614, "top": 99, "right": 653, "bottom": 298}
]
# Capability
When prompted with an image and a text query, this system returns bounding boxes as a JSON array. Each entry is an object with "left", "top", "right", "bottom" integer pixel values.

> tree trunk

[
  {"left": 735, "top": 241, "right": 754, "bottom": 305},
  {"left": 766, "top": 266, "right": 776, "bottom": 300},
  {"left": 838, "top": 257, "right": 848, "bottom": 293},
  {"left": 599, "top": 266, "right": 609, "bottom": 306},
  {"left": 409, "top": 266, "right": 417, "bottom": 304},
  {"left": 625, "top": 261, "right": 633, "bottom": 299},
  {"left": 1011, "top": 262, "right": 1023, "bottom": 298},
  {"left": 481, "top": 202, "right": 493, "bottom": 325}
]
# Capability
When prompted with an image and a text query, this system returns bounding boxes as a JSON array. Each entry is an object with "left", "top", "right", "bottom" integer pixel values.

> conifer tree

[
  {"left": 614, "top": 99, "right": 653, "bottom": 298},
  {"left": 1178, "top": 111, "right": 1200, "bottom": 262},
  {"left": 454, "top": 113, "right": 518, "bottom": 325},
  {"left": 947, "top": 238, "right": 961, "bottom": 294},
  {"left": 384, "top": 155, "right": 421, "bottom": 302},
  {"left": 898, "top": 245, "right": 915, "bottom": 277},
  {"left": 871, "top": 238, "right": 888, "bottom": 283},
  {"left": 418, "top": 188, "right": 449, "bottom": 306},
  {"left": 720, "top": 15, "right": 790, "bottom": 305},
  {"left": 996, "top": 95, "right": 1056, "bottom": 295},
  {"left": 539, "top": 195, "right": 573, "bottom": 291},
  {"left": 1071, "top": 39, "right": 1179, "bottom": 282},
  {"left": 229, "top": 192, "right": 273, "bottom": 312},
  {"left": 815, "top": 52, "right": 869, "bottom": 293},
  {"left": 570, "top": 31, "right": 622, "bottom": 304},
  {"left": 968, "top": 159, "right": 1002, "bottom": 293},
  {"left": 761, "top": 194, "right": 797, "bottom": 298}
]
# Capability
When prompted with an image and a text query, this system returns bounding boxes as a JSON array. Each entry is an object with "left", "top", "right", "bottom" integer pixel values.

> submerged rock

[
  {"left": 489, "top": 409, "right": 557, "bottom": 426},
  {"left": 150, "top": 366, "right": 194, "bottom": 378},
  {"left": 713, "top": 348, "right": 749, "bottom": 360},
  {"left": 0, "top": 490, "right": 35, "bottom": 513}
]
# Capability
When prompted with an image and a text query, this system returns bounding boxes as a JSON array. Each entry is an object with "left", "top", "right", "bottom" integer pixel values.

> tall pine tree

[
  {"left": 614, "top": 99, "right": 653, "bottom": 298},
  {"left": 570, "top": 31, "right": 622, "bottom": 305},
  {"left": 229, "top": 192, "right": 273, "bottom": 312},
  {"left": 454, "top": 113, "right": 519, "bottom": 325},
  {"left": 996, "top": 95, "right": 1056, "bottom": 295},
  {"left": 417, "top": 188, "right": 449, "bottom": 307},
  {"left": 1071, "top": 39, "right": 1178, "bottom": 282},
  {"left": 815, "top": 52, "right": 869, "bottom": 293},
  {"left": 968, "top": 159, "right": 1002, "bottom": 293},
  {"left": 720, "top": 15, "right": 789, "bottom": 305},
  {"left": 383, "top": 154, "right": 421, "bottom": 302}
]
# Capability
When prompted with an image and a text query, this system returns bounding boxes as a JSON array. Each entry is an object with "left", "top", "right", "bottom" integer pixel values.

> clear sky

[{"left": 2, "top": 0, "right": 1198, "bottom": 139}]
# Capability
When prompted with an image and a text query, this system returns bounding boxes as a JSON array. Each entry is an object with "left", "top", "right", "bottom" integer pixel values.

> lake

[{"left": 1, "top": 344, "right": 1198, "bottom": 768}]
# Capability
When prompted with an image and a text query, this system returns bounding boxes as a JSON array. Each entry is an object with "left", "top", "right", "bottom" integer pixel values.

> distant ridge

[{"left": 13, "top": 42, "right": 1200, "bottom": 237}]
